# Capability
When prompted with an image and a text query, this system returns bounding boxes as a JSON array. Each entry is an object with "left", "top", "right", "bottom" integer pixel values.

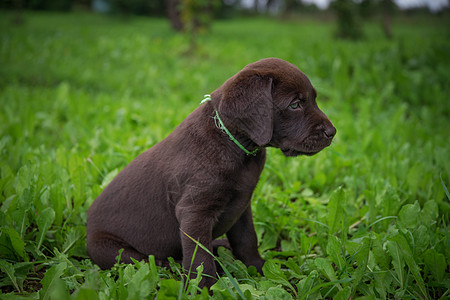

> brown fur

[{"left": 86, "top": 58, "right": 336, "bottom": 288}]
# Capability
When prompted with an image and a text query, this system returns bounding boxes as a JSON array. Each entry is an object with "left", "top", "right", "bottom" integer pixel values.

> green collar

[{"left": 201, "top": 94, "right": 260, "bottom": 156}]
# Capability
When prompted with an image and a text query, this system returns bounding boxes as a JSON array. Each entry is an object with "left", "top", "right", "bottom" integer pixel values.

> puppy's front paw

[{"left": 245, "top": 257, "right": 265, "bottom": 275}]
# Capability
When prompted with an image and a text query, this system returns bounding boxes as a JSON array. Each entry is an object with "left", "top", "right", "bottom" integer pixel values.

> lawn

[{"left": 0, "top": 11, "right": 449, "bottom": 299}]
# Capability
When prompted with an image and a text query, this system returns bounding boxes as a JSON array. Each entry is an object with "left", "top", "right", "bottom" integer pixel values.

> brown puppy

[{"left": 86, "top": 58, "right": 336, "bottom": 287}]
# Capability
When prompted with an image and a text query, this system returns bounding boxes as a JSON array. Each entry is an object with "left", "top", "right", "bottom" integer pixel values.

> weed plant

[{"left": 0, "top": 12, "right": 449, "bottom": 299}]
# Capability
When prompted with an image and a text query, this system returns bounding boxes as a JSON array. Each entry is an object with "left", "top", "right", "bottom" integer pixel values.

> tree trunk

[
  {"left": 13, "top": 0, "right": 24, "bottom": 25},
  {"left": 167, "top": 0, "right": 183, "bottom": 31},
  {"left": 253, "top": 0, "right": 259, "bottom": 13},
  {"left": 382, "top": 0, "right": 393, "bottom": 39}
]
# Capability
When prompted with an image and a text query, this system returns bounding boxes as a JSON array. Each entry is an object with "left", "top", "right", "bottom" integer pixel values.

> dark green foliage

[
  {"left": 332, "top": 0, "right": 364, "bottom": 39},
  {"left": 109, "top": 0, "right": 166, "bottom": 17},
  {"left": 0, "top": 0, "right": 74, "bottom": 11},
  {"left": 0, "top": 12, "right": 449, "bottom": 298}
]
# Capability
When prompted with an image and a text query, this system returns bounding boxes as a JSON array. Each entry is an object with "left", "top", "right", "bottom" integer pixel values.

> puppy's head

[{"left": 212, "top": 57, "right": 336, "bottom": 157}]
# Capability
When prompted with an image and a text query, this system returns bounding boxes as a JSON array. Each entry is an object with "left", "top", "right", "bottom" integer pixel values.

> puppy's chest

[
  {"left": 212, "top": 187, "right": 254, "bottom": 238},
  {"left": 168, "top": 155, "right": 264, "bottom": 218},
  {"left": 236, "top": 165, "right": 262, "bottom": 191},
  {"left": 211, "top": 163, "right": 263, "bottom": 237}
]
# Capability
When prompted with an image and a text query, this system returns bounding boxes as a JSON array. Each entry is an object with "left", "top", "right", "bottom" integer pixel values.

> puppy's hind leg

[{"left": 87, "top": 232, "right": 147, "bottom": 269}]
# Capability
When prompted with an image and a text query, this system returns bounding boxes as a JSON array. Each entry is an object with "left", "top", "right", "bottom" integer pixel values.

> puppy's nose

[{"left": 324, "top": 125, "right": 336, "bottom": 139}]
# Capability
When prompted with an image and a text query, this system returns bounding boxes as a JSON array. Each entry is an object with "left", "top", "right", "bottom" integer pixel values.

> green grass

[{"left": 1, "top": 11, "right": 449, "bottom": 299}]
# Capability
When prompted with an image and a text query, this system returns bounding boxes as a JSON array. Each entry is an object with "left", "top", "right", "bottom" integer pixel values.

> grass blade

[
  {"left": 391, "top": 234, "right": 430, "bottom": 300},
  {"left": 62, "top": 226, "right": 84, "bottom": 255},
  {"left": 36, "top": 207, "right": 55, "bottom": 250},
  {"left": 0, "top": 260, "right": 21, "bottom": 293},
  {"left": 40, "top": 262, "right": 67, "bottom": 300},
  {"left": 386, "top": 240, "right": 404, "bottom": 289},
  {"left": 2, "top": 227, "right": 26, "bottom": 260},
  {"left": 368, "top": 216, "right": 397, "bottom": 228},
  {"left": 263, "top": 260, "right": 297, "bottom": 296},
  {"left": 299, "top": 278, "right": 352, "bottom": 300},
  {"left": 184, "top": 241, "right": 199, "bottom": 293},
  {"left": 351, "top": 238, "right": 370, "bottom": 295},
  {"left": 440, "top": 174, "right": 450, "bottom": 201},
  {"left": 327, "top": 187, "right": 345, "bottom": 234},
  {"left": 181, "top": 230, "right": 246, "bottom": 299}
]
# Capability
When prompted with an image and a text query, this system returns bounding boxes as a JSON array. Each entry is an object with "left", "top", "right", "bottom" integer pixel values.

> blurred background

[{"left": 1, "top": 0, "right": 449, "bottom": 39}]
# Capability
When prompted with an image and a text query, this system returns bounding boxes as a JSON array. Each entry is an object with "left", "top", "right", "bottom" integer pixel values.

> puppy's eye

[{"left": 288, "top": 101, "right": 301, "bottom": 110}]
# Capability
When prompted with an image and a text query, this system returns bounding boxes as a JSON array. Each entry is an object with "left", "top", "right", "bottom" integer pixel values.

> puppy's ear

[{"left": 217, "top": 72, "right": 273, "bottom": 147}]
